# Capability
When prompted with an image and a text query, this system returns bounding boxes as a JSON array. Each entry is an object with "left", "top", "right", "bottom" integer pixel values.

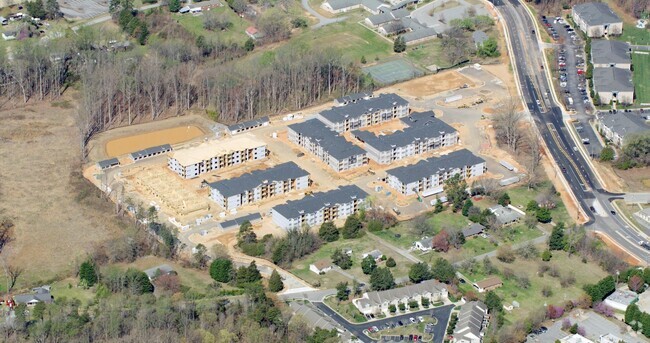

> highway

[{"left": 493, "top": 0, "right": 650, "bottom": 263}]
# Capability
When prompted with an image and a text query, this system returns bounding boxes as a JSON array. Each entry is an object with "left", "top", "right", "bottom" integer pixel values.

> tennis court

[{"left": 363, "top": 59, "right": 424, "bottom": 84}]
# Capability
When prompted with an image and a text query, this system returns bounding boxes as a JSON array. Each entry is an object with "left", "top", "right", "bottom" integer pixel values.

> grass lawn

[
  {"left": 616, "top": 23, "right": 650, "bottom": 45},
  {"left": 176, "top": 8, "right": 251, "bottom": 43},
  {"left": 406, "top": 40, "right": 448, "bottom": 68},
  {"left": 325, "top": 296, "right": 368, "bottom": 323},
  {"left": 50, "top": 278, "right": 96, "bottom": 305},
  {"left": 632, "top": 52, "right": 650, "bottom": 105},
  {"left": 506, "top": 181, "right": 573, "bottom": 224}
]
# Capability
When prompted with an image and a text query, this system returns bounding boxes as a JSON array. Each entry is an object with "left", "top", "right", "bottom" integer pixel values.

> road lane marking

[{"left": 546, "top": 123, "right": 590, "bottom": 190}]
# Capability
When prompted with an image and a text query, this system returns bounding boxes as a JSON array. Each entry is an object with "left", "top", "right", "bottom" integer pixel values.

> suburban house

[
  {"left": 271, "top": 185, "right": 368, "bottom": 230},
  {"left": 462, "top": 223, "right": 485, "bottom": 239},
  {"left": 365, "top": 8, "right": 410, "bottom": 27},
  {"left": 316, "top": 93, "right": 410, "bottom": 132},
  {"left": 352, "top": 279, "right": 448, "bottom": 315},
  {"left": 401, "top": 27, "right": 438, "bottom": 45},
  {"left": 130, "top": 144, "right": 173, "bottom": 162},
  {"left": 635, "top": 208, "right": 650, "bottom": 225},
  {"left": 362, "top": 249, "right": 384, "bottom": 261},
  {"left": 572, "top": 2, "right": 622, "bottom": 37},
  {"left": 245, "top": 26, "right": 262, "bottom": 40},
  {"left": 591, "top": 40, "right": 631, "bottom": 69},
  {"left": 385, "top": 149, "right": 487, "bottom": 196},
  {"left": 13, "top": 286, "right": 54, "bottom": 306},
  {"left": 596, "top": 111, "right": 649, "bottom": 147},
  {"left": 472, "top": 30, "right": 488, "bottom": 48},
  {"left": 208, "top": 162, "right": 309, "bottom": 211},
  {"left": 335, "top": 92, "right": 374, "bottom": 106},
  {"left": 473, "top": 276, "right": 503, "bottom": 293},
  {"left": 593, "top": 67, "right": 634, "bottom": 104},
  {"left": 287, "top": 119, "right": 368, "bottom": 172},
  {"left": 603, "top": 289, "right": 638, "bottom": 311},
  {"left": 97, "top": 158, "right": 120, "bottom": 170},
  {"left": 168, "top": 135, "right": 268, "bottom": 179},
  {"left": 218, "top": 212, "right": 262, "bottom": 230},
  {"left": 413, "top": 237, "right": 433, "bottom": 251},
  {"left": 560, "top": 334, "right": 595, "bottom": 343},
  {"left": 489, "top": 205, "right": 523, "bottom": 226},
  {"left": 352, "top": 111, "right": 459, "bottom": 164},
  {"left": 144, "top": 264, "right": 175, "bottom": 281},
  {"left": 227, "top": 116, "right": 270, "bottom": 135},
  {"left": 321, "top": 0, "right": 388, "bottom": 15},
  {"left": 310, "top": 259, "right": 333, "bottom": 274},
  {"left": 452, "top": 301, "right": 488, "bottom": 343}
]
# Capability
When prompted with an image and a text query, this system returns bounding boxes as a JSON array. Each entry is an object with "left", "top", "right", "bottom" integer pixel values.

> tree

[
  {"left": 26, "top": 0, "right": 47, "bottom": 19},
  {"left": 32, "top": 302, "right": 46, "bottom": 321},
  {"left": 336, "top": 281, "right": 349, "bottom": 301},
  {"left": 434, "top": 198, "right": 444, "bottom": 213},
  {"left": 394, "top": 36, "right": 406, "bottom": 53},
  {"left": 625, "top": 303, "right": 640, "bottom": 324},
  {"left": 370, "top": 267, "right": 395, "bottom": 291},
  {"left": 542, "top": 249, "right": 552, "bottom": 261},
  {"left": 268, "top": 269, "right": 284, "bottom": 292},
  {"left": 432, "top": 230, "right": 450, "bottom": 252},
  {"left": 526, "top": 200, "right": 539, "bottom": 213},
  {"left": 496, "top": 245, "right": 516, "bottom": 263},
  {"left": 236, "top": 261, "right": 262, "bottom": 286},
  {"left": 600, "top": 146, "right": 615, "bottom": 162},
  {"left": 548, "top": 222, "right": 566, "bottom": 250},
  {"left": 308, "top": 328, "right": 338, "bottom": 343},
  {"left": 462, "top": 199, "right": 473, "bottom": 216},
  {"left": 341, "top": 215, "right": 363, "bottom": 239},
  {"left": 629, "top": 274, "right": 644, "bottom": 293},
  {"left": 291, "top": 17, "right": 309, "bottom": 28},
  {"left": 493, "top": 99, "right": 524, "bottom": 152},
  {"left": 168, "top": 0, "right": 181, "bottom": 11},
  {"left": 386, "top": 257, "right": 396, "bottom": 268},
  {"left": 361, "top": 55, "right": 367, "bottom": 64},
  {"left": 411, "top": 215, "right": 433, "bottom": 236},
  {"left": 210, "top": 257, "right": 234, "bottom": 283},
  {"left": 441, "top": 27, "right": 468, "bottom": 66},
  {"left": 537, "top": 207, "right": 552, "bottom": 223},
  {"left": 125, "top": 268, "right": 154, "bottom": 294},
  {"left": 445, "top": 174, "right": 469, "bottom": 212},
  {"left": 79, "top": 260, "right": 98, "bottom": 287},
  {"left": 583, "top": 275, "right": 616, "bottom": 302},
  {"left": 477, "top": 37, "right": 500, "bottom": 57},
  {"left": 485, "top": 291, "right": 502, "bottom": 313},
  {"left": 193, "top": 244, "right": 209, "bottom": 269},
  {"left": 244, "top": 38, "right": 255, "bottom": 52},
  {"left": 45, "top": 0, "right": 61, "bottom": 19},
  {"left": 331, "top": 250, "right": 353, "bottom": 270},
  {"left": 361, "top": 255, "right": 377, "bottom": 275},
  {"left": 430, "top": 257, "right": 455, "bottom": 283},
  {"left": 319, "top": 222, "right": 339, "bottom": 242},
  {"left": 409, "top": 262, "right": 431, "bottom": 283},
  {"left": 497, "top": 192, "right": 511, "bottom": 206}
]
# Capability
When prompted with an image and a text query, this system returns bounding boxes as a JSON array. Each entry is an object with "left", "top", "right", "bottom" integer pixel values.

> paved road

[
  {"left": 494, "top": 0, "right": 650, "bottom": 263},
  {"left": 301, "top": 0, "right": 346, "bottom": 28},
  {"left": 314, "top": 302, "right": 454, "bottom": 343}
]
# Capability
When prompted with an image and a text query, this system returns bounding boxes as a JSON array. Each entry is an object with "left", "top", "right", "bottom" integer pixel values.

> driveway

[{"left": 301, "top": 0, "right": 347, "bottom": 29}]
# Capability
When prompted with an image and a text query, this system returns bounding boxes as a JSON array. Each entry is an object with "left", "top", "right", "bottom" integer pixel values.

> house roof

[
  {"left": 391, "top": 0, "right": 418, "bottom": 10},
  {"left": 474, "top": 276, "right": 502, "bottom": 289},
  {"left": 605, "top": 289, "right": 638, "bottom": 306},
  {"left": 227, "top": 116, "right": 269, "bottom": 133},
  {"left": 13, "top": 290, "right": 53, "bottom": 304},
  {"left": 560, "top": 334, "right": 595, "bottom": 343},
  {"left": 311, "top": 259, "right": 332, "bottom": 270},
  {"left": 454, "top": 301, "right": 487, "bottom": 341},
  {"left": 573, "top": 2, "right": 621, "bottom": 26},
  {"left": 415, "top": 237, "right": 433, "bottom": 249},
  {"left": 208, "top": 162, "right": 308, "bottom": 198},
  {"left": 462, "top": 223, "right": 485, "bottom": 237},
  {"left": 489, "top": 205, "right": 522, "bottom": 224},
  {"left": 273, "top": 185, "right": 368, "bottom": 219},
  {"left": 169, "top": 134, "right": 265, "bottom": 166},
  {"left": 318, "top": 93, "right": 409, "bottom": 124},
  {"left": 336, "top": 92, "right": 373, "bottom": 105},
  {"left": 364, "top": 249, "right": 383, "bottom": 259},
  {"left": 359, "top": 279, "right": 447, "bottom": 308},
  {"left": 594, "top": 67, "right": 634, "bottom": 92},
  {"left": 597, "top": 111, "right": 649, "bottom": 141},
  {"left": 288, "top": 119, "right": 366, "bottom": 160},
  {"left": 326, "top": 0, "right": 384, "bottom": 11},
  {"left": 97, "top": 158, "right": 120, "bottom": 169},
  {"left": 367, "top": 8, "right": 409, "bottom": 26},
  {"left": 591, "top": 40, "right": 630, "bottom": 65},
  {"left": 401, "top": 27, "right": 437, "bottom": 43},
  {"left": 353, "top": 111, "right": 456, "bottom": 152},
  {"left": 380, "top": 20, "right": 407, "bottom": 34},
  {"left": 386, "top": 149, "right": 485, "bottom": 185},
  {"left": 472, "top": 30, "right": 488, "bottom": 45},
  {"left": 130, "top": 144, "right": 172, "bottom": 160},
  {"left": 144, "top": 264, "right": 174, "bottom": 279},
  {"left": 219, "top": 213, "right": 262, "bottom": 230},
  {"left": 246, "top": 26, "right": 258, "bottom": 35}
]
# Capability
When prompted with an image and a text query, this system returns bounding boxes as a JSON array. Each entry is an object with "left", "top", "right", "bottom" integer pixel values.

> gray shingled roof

[
  {"left": 472, "top": 30, "right": 488, "bottom": 45},
  {"left": 336, "top": 92, "right": 373, "bottom": 104},
  {"left": 573, "top": 2, "right": 621, "bottom": 26},
  {"left": 386, "top": 149, "right": 485, "bottom": 184},
  {"left": 288, "top": 119, "right": 366, "bottom": 160},
  {"left": 130, "top": 144, "right": 172, "bottom": 160},
  {"left": 462, "top": 223, "right": 485, "bottom": 238},
  {"left": 354, "top": 111, "right": 456, "bottom": 151},
  {"left": 220, "top": 213, "right": 262, "bottom": 230},
  {"left": 97, "top": 158, "right": 120, "bottom": 169},
  {"left": 593, "top": 67, "right": 634, "bottom": 92},
  {"left": 591, "top": 40, "right": 630, "bottom": 65},
  {"left": 454, "top": 301, "right": 487, "bottom": 340},
  {"left": 319, "top": 93, "right": 409, "bottom": 124},
  {"left": 144, "top": 264, "right": 174, "bottom": 279},
  {"left": 360, "top": 279, "right": 447, "bottom": 307},
  {"left": 227, "top": 116, "right": 269, "bottom": 133},
  {"left": 273, "top": 185, "right": 367, "bottom": 219},
  {"left": 367, "top": 8, "right": 409, "bottom": 26},
  {"left": 598, "top": 112, "right": 650, "bottom": 140},
  {"left": 401, "top": 27, "right": 437, "bottom": 43},
  {"left": 208, "top": 162, "right": 308, "bottom": 197},
  {"left": 489, "top": 205, "right": 522, "bottom": 225}
]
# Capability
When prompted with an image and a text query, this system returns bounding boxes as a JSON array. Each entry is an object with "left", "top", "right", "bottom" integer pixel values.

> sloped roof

[
  {"left": 593, "top": 67, "right": 634, "bottom": 92},
  {"left": 219, "top": 213, "right": 262, "bottom": 230},
  {"left": 208, "top": 162, "right": 308, "bottom": 197},
  {"left": 319, "top": 93, "right": 409, "bottom": 124},
  {"left": 462, "top": 223, "right": 485, "bottom": 237},
  {"left": 489, "top": 205, "right": 522, "bottom": 224},
  {"left": 591, "top": 40, "right": 630, "bottom": 65},
  {"left": 597, "top": 111, "right": 649, "bottom": 141},
  {"left": 360, "top": 279, "right": 447, "bottom": 307},
  {"left": 454, "top": 301, "right": 487, "bottom": 341},
  {"left": 401, "top": 27, "right": 437, "bottom": 43},
  {"left": 273, "top": 185, "right": 368, "bottom": 219},
  {"left": 97, "top": 158, "right": 120, "bottom": 169},
  {"left": 130, "top": 144, "right": 172, "bottom": 160},
  {"left": 386, "top": 149, "right": 485, "bottom": 184},
  {"left": 474, "top": 276, "right": 502, "bottom": 289},
  {"left": 144, "top": 264, "right": 174, "bottom": 279},
  {"left": 472, "top": 30, "right": 488, "bottom": 45},
  {"left": 288, "top": 119, "right": 366, "bottom": 160},
  {"left": 573, "top": 2, "right": 621, "bottom": 26},
  {"left": 227, "top": 116, "right": 269, "bottom": 133}
]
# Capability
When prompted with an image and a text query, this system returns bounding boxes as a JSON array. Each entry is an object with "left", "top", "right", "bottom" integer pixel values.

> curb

[{"left": 593, "top": 230, "right": 645, "bottom": 265}]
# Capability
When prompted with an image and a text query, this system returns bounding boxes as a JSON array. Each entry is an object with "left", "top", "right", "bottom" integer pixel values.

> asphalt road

[
  {"left": 300, "top": 0, "right": 347, "bottom": 28},
  {"left": 494, "top": 0, "right": 650, "bottom": 262},
  {"left": 313, "top": 302, "right": 454, "bottom": 343}
]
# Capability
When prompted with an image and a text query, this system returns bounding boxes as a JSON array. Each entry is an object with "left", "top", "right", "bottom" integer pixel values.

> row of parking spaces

[
  {"left": 571, "top": 122, "right": 602, "bottom": 156},
  {"left": 380, "top": 334, "right": 424, "bottom": 342},
  {"left": 365, "top": 316, "right": 426, "bottom": 335}
]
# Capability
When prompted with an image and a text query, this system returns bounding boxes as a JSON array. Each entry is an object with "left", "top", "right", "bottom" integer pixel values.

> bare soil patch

[
  {"left": 612, "top": 166, "right": 650, "bottom": 193},
  {"left": 105, "top": 125, "right": 205, "bottom": 158},
  {"left": 380, "top": 71, "right": 475, "bottom": 98}
]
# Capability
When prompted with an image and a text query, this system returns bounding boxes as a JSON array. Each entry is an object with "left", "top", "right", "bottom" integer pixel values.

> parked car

[{"left": 409, "top": 317, "right": 417, "bottom": 324}]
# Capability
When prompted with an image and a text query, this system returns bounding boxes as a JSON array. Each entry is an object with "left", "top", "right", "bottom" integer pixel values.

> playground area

[{"left": 363, "top": 59, "right": 425, "bottom": 85}]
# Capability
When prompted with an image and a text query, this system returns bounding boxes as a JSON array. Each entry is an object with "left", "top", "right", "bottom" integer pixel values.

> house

[
  {"left": 335, "top": 92, "right": 374, "bottom": 106},
  {"left": 167, "top": 134, "right": 268, "bottom": 179},
  {"left": 572, "top": 2, "right": 622, "bottom": 37},
  {"left": 130, "top": 144, "right": 173, "bottom": 162},
  {"left": 287, "top": 119, "right": 368, "bottom": 172},
  {"left": 362, "top": 249, "right": 384, "bottom": 261},
  {"left": 603, "top": 289, "right": 638, "bottom": 311},
  {"left": 271, "top": 185, "right": 368, "bottom": 230},
  {"left": 227, "top": 116, "right": 270, "bottom": 135},
  {"left": 560, "top": 334, "right": 595, "bottom": 343},
  {"left": 310, "top": 259, "right": 333, "bottom": 274},
  {"left": 379, "top": 20, "right": 409, "bottom": 36},
  {"left": 365, "top": 8, "right": 410, "bottom": 27},
  {"left": 413, "top": 237, "right": 433, "bottom": 251},
  {"left": 635, "top": 208, "right": 650, "bottom": 225},
  {"left": 401, "top": 27, "right": 438, "bottom": 45},
  {"left": 472, "top": 30, "right": 488, "bottom": 48},
  {"left": 462, "top": 223, "right": 485, "bottom": 239},
  {"left": 245, "top": 26, "right": 262, "bottom": 40},
  {"left": 489, "top": 205, "right": 523, "bottom": 226},
  {"left": 473, "top": 276, "right": 503, "bottom": 293},
  {"left": 452, "top": 301, "right": 488, "bottom": 343},
  {"left": 321, "top": 0, "right": 388, "bottom": 15},
  {"left": 97, "top": 158, "right": 120, "bottom": 170},
  {"left": 385, "top": 149, "right": 487, "bottom": 196},
  {"left": 590, "top": 40, "right": 631, "bottom": 69},
  {"left": 316, "top": 93, "right": 410, "bottom": 133},
  {"left": 2, "top": 31, "right": 16, "bottom": 40},
  {"left": 144, "top": 264, "right": 175, "bottom": 281},
  {"left": 13, "top": 286, "right": 54, "bottom": 306},
  {"left": 596, "top": 111, "right": 649, "bottom": 147},
  {"left": 352, "top": 111, "right": 459, "bottom": 165},
  {"left": 208, "top": 162, "right": 310, "bottom": 211},
  {"left": 352, "top": 279, "right": 448, "bottom": 315}
]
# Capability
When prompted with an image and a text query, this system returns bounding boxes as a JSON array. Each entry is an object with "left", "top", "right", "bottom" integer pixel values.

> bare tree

[
  {"left": 7, "top": 265, "right": 22, "bottom": 291},
  {"left": 493, "top": 99, "right": 524, "bottom": 152},
  {"left": 523, "top": 129, "right": 543, "bottom": 189}
]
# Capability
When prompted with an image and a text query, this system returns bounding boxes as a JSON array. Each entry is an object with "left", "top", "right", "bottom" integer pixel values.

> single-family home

[
  {"left": 472, "top": 30, "right": 488, "bottom": 48},
  {"left": 352, "top": 111, "right": 459, "bottom": 165},
  {"left": 316, "top": 93, "right": 410, "bottom": 133},
  {"left": 271, "top": 185, "right": 368, "bottom": 230},
  {"left": 452, "top": 301, "right": 488, "bottom": 343},
  {"left": 13, "top": 286, "right": 54, "bottom": 306},
  {"left": 591, "top": 40, "right": 631, "bottom": 69},
  {"left": 227, "top": 116, "right": 270, "bottom": 135},
  {"left": 489, "top": 205, "right": 523, "bottom": 226},
  {"left": 342, "top": 248, "right": 353, "bottom": 256},
  {"left": 473, "top": 277, "right": 503, "bottom": 293},
  {"left": 310, "top": 259, "right": 333, "bottom": 274},
  {"left": 560, "top": 334, "right": 595, "bottom": 343},
  {"left": 385, "top": 149, "right": 487, "bottom": 196},
  {"left": 179, "top": 6, "right": 191, "bottom": 13},
  {"left": 603, "top": 289, "right": 638, "bottom": 311},
  {"left": 462, "top": 223, "right": 485, "bottom": 239},
  {"left": 352, "top": 279, "right": 448, "bottom": 315},
  {"left": 572, "top": 2, "right": 622, "bottom": 37},
  {"left": 362, "top": 249, "right": 384, "bottom": 261},
  {"left": 596, "top": 111, "right": 649, "bottom": 147},
  {"left": 2, "top": 30, "right": 16, "bottom": 40},
  {"left": 97, "top": 158, "right": 120, "bottom": 170},
  {"left": 245, "top": 26, "right": 262, "bottom": 40},
  {"left": 144, "top": 264, "right": 175, "bottom": 281},
  {"left": 413, "top": 237, "right": 433, "bottom": 252},
  {"left": 130, "top": 144, "right": 173, "bottom": 162}
]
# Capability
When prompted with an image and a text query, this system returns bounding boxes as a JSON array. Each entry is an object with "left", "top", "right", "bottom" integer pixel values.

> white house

[
  {"left": 362, "top": 249, "right": 384, "bottom": 261},
  {"left": 310, "top": 259, "right": 333, "bottom": 274},
  {"left": 413, "top": 237, "right": 433, "bottom": 252},
  {"left": 572, "top": 2, "right": 622, "bottom": 37},
  {"left": 352, "top": 279, "right": 448, "bottom": 315},
  {"left": 560, "top": 334, "right": 595, "bottom": 343}
]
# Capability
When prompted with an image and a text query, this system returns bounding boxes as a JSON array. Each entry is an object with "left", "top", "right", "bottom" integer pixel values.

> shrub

[
  {"left": 409, "top": 300, "right": 419, "bottom": 309},
  {"left": 398, "top": 302, "right": 406, "bottom": 311},
  {"left": 541, "top": 250, "right": 552, "bottom": 261},
  {"left": 389, "top": 304, "right": 397, "bottom": 313}
]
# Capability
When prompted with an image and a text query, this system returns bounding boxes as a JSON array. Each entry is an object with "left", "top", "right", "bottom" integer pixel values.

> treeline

[
  {"left": 529, "top": 0, "right": 648, "bottom": 19},
  {"left": 613, "top": 132, "right": 650, "bottom": 169}
]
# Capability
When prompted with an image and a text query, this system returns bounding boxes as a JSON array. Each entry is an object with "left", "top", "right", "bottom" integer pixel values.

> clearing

[{"left": 381, "top": 70, "right": 475, "bottom": 98}]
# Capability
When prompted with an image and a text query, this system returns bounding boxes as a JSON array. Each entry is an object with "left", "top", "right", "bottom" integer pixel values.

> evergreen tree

[
  {"left": 361, "top": 255, "right": 377, "bottom": 275},
  {"left": 45, "top": 0, "right": 61, "bottom": 19},
  {"left": 168, "top": 0, "right": 181, "bottom": 12},
  {"left": 548, "top": 222, "right": 566, "bottom": 250},
  {"left": 244, "top": 38, "right": 255, "bottom": 51},
  {"left": 331, "top": 250, "right": 353, "bottom": 270},
  {"left": 318, "top": 222, "right": 339, "bottom": 242},
  {"left": 600, "top": 146, "right": 615, "bottom": 162},
  {"left": 462, "top": 199, "right": 473, "bottom": 217},
  {"left": 484, "top": 291, "right": 502, "bottom": 313},
  {"left": 268, "top": 269, "right": 284, "bottom": 292},
  {"left": 393, "top": 36, "right": 406, "bottom": 53},
  {"left": 125, "top": 268, "right": 154, "bottom": 294},
  {"left": 526, "top": 200, "right": 539, "bottom": 213},
  {"left": 536, "top": 207, "right": 552, "bottom": 223},
  {"left": 434, "top": 198, "right": 444, "bottom": 213},
  {"left": 386, "top": 257, "right": 396, "bottom": 267},
  {"left": 341, "top": 215, "right": 363, "bottom": 239},
  {"left": 497, "top": 192, "right": 510, "bottom": 206},
  {"left": 409, "top": 262, "right": 431, "bottom": 283},
  {"left": 370, "top": 267, "right": 395, "bottom": 291},
  {"left": 625, "top": 303, "right": 640, "bottom": 324},
  {"left": 430, "top": 257, "right": 456, "bottom": 283},
  {"left": 210, "top": 257, "right": 234, "bottom": 283},
  {"left": 79, "top": 260, "right": 98, "bottom": 287},
  {"left": 26, "top": 0, "right": 47, "bottom": 19},
  {"left": 477, "top": 37, "right": 500, "bottom": 57},
  {"left": 336, "top": 281, "right": 349, "bottom": 301}
]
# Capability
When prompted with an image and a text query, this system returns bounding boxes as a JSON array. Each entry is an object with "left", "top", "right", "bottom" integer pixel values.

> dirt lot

[
  {"left": 612, "top": 166, "right": 650, "bottom": 193},
  {"left": 381, "top": 70, "right": 475, "bottom": 98},
  {"left": 105, "top": 125, "right": 205, "bottom": 158},
  {"left": 0, "top": 102, "right": 123, "bottom": 284}
]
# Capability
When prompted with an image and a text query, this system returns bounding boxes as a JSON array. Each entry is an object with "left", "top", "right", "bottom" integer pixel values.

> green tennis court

[{"left": 363, "top": 59, "right": 424, "bottom": 84}]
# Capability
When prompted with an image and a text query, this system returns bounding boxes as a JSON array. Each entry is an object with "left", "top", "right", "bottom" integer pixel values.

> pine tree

[
  {"left": 318, "top": 222, "right": 339, "bottom": 242},
  {"left": 393, "top": 36, "right": 406, "bottom": 53},
  {"left": 336, "top": 281, "right": 349, "bottom": 301},
  {"left": 79, "top": 260, "right": 98, "bottom": 288},
  {"left": 244, "top": 38, "right": 255, "bottom": 52},
  {"left": 548, "top": 222, "right": 566, "bottom": 250},
  {"left": 168, "top": 0, "right": 181, "bottom": 12},
  {"left": 210, "top": 257, "right": 234, "bottom": 283},
  {"left": 268, "top": 269, "right": 284, "bottom": 292},
  {"left": 498, "top": 192, "right": 511, "bottom": 206},
  {"left": 462, "top": 199, "right": 473, "bottom": 217}
]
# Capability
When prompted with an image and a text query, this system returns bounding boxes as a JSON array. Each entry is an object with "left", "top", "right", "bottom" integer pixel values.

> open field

[
  {"left": 381, "top": 70, "right": 475, "bottom": 98},
  {"left": 176, "top": 8, "right": 251, "bottom": 44},
  {"left": 105, "top": 125, "right": 206, "bottom": 157},
  {"left": 617, "top": 23, "right": 650, "bottom": 45},
  {"left": 406, "top": 40, "right": 448, "bottom": 69},
  {"left": 612, "top": 166, "right": 650, "bottom": 192},
  {"left": 632, "top": 52, "right": 650, "bottom": 105}
]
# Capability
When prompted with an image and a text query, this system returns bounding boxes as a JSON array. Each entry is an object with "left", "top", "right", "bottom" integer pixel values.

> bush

[
  {"left": 389, "top": 304, "right": 397, "bottom": 313},
  {"left": 409, "top": 300, "right": 419, "bottom": 309},
  {"left": 398, "top": 303, "right": 406, "bottom": 311},
  {"left": 496, "top": 245, "right": 516, "bottom": 263},
  {"left": 421, "top": 297, "right": 430, "bottom": 307},
  {"left": 542, "top": 250, "right": 552, "bottom": 261},
  {"left": 210, "top": 258, "right": 234, "bottom": 283},
  {"left": 386, "top": 257, "right": 396, "bottom": 268},
  {"left": 600, "top": 146, "right": 615, "bottom": 162}
]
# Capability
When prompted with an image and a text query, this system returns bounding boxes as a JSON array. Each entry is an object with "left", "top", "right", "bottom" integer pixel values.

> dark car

[
  {"left": 590, "top": 206, "right": 596, "bottom": 212},
  {"left": 540, "top": 327, "right": 548, "bottom": 333},
  {"left": 610, "top": 210, "right": 616, "bottom": 215},
  {"left": 398, "top": 321, "right": 404, "bottom": 327}
]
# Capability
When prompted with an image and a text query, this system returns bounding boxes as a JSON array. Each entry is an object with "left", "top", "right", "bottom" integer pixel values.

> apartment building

[
  {"left": 591, "top": 40, "right": 631, "bottom": 69},
  {"left": 452, "top": 301, "right": 489, "bottom": 343},
  {"left": 352, "top": 111, "right": 459, "bottom": 164},
  {"left": 572, "top": 2, "right": 622, "bottom": 37},
  {"left": 208, "top": 162, "right": 309, "bottom": 211},
  {"left": 130, "top": 144, "right": 173, "bottom": 162},
  {"left": 593, "top": 67, "right": 634, "bottom": 104},
  {"left": 317, "top": 93, "right": 410, "bottom": 132},
  {"left": 385, "top": 149, "right": 486, "bottom": 196},
  {"left": 168, "top": 134, "right": 268, "bottom": 179},
  {"left": 287, "top": 119, "right": 368, "bottom": 172},
  {"left": 596, "top": 111, "right": 650, "bottom": 147},
  {"left": 227, "top": 116, "right": 270, "bottom": 135},
  {"left": 271, "top": 185, "right": 368, "bottom": 230}
]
